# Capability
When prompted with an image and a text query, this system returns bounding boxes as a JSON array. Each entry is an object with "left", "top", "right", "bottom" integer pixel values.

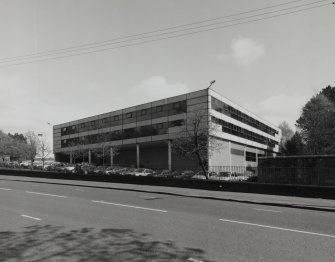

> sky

[{"left": 0, "top": 0, "right": 334, "bottom": 149}]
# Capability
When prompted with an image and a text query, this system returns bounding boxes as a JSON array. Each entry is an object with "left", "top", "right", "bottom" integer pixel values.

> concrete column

[
  {"left": 110, "top": 147, "right": 114, "bottom": 167},
  {"left": 70, "top": 152, "right": 73, "bottom": 164},
  {"left": 229, "top": 141, "right": 232, "bottom": 172},
  {"left": 168, "top": 140, "right": 172, "bottom": 171},
  {"left": 88, "top": 150, "right": 91, "bottom": 164},
  {"left": 136, "top": 144, "right": 140, "bottom": 168}
]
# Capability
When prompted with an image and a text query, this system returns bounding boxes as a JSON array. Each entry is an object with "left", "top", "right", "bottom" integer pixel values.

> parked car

[
  {"left": 131, "top": 168, "right": 156, "bottom": 177},
  {"left": 176, "top": 170, "right": 195, "bottom": 179}
]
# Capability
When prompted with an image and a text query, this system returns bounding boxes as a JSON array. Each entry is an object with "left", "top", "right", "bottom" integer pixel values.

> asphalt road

[{"left": 0, "top": 177, "right": 334, "bottom": 262}]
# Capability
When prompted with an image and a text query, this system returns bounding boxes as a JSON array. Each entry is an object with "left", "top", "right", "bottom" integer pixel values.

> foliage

[
  {"left": 278, "top": 121, "right": 294, "bottom": 153},
  {"left": 282, "top": 132, "right": 305, "bottom": 155},
  {"left": 296, "top": 93, "right": 335, "bottom": 154},
  {"left": 320, "top": 85, "right": 335, "bottom": 104}
]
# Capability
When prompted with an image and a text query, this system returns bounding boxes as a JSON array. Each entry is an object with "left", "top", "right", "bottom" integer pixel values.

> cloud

[
  {"left": 128, "top": 76, "right": 189, "bottom": 102},
  {"left": 254, "top": 93, "right": 312, "bottom": 129},
  {"left": 219, "top": 37, "right": 265, "bottom": 66},
  {"left": 231, "top": 37, "right": 265, "bottom": 66}
]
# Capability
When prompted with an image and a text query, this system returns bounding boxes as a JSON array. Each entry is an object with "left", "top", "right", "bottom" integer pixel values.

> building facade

[{"left": 53, "top": 88, "right": 281, "bottom": 170}]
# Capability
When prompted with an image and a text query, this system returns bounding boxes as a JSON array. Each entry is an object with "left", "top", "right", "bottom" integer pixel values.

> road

[{"left": 0, "top": 176, "right": 334, "bottom": 261}]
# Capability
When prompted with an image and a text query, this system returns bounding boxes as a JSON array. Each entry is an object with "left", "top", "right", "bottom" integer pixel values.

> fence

[{"left": 258, "top": 167, "right": 335, "bottom": 186}]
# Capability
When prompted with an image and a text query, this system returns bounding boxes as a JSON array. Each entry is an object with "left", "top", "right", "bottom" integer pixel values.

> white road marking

[
  {"left": 92, "top": 200, "right": 168, "bottom": 213},
  {"left": 187, "top": 258, "right": 203, "bottom": 262},
  {"left": 254, "top": 208, "right": 282, "bottom": 213},
  {"left": 219, "top": 219, "right": 335, "bottom": 238},
  {"left": 26, "top": 191, "right": 67, "bottom": 198},
  {"left": 0, "top": 187, "right": 12, "bottom": 191},
  {"left": 21, "top": 215, "right": 41, "bottom": 221}
]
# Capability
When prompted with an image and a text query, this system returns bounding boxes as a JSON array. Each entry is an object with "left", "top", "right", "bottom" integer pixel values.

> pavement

[{"left": 1, "top": 174, "right": 334, "bottom": 212}]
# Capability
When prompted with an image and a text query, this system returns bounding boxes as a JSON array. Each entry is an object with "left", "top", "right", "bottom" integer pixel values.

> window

[
  {"left": 113, "top": 115, "right": 119, "bottom": 121},
  {"left": 63, "top": 127, "right": 67, "bottom": 131},
  {"left": 156, "top": 105, "right": 163, "bottom": 112},
  {"left": 140, "top": 109, "right": 147, "bottom": 115},
  {"left": 126, "top": 112, "right": 133, "bottom": 119},
  {"left": 81, "top": 123, "right": 86, "bottom": 128},
  {"left": 246, "top": 152, "right": 257, "bottom": 162},
  {"left": 72, "top": 126, "right": 76, "bottom": 130}
]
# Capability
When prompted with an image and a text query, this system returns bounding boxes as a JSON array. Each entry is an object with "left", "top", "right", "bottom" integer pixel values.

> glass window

[
  {"left": 126, "top": 112, "right": 133, "bottom": 119},
  {"left": 156, "top": 105, "right": 163, "bottom": 112},
  {"left": 141, "top": 109, "right": 147, "bottom": 115}
]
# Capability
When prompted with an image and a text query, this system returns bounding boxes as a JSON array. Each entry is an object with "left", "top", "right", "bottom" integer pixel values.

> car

[{"left": 132, "top": 168, "right": 156, "bottom": 177}]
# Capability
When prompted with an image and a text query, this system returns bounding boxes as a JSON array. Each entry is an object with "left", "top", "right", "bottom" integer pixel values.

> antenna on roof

[{"left": 208, "top": 80, "right": 216, "bottom": 89}]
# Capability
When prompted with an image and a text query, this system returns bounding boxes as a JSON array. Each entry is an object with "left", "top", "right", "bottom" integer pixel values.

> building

[{"left": 53, "top": 88, "right": 281, "bottom": 171}]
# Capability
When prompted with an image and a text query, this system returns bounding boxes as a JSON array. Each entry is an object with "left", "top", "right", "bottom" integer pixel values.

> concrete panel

[
  {"left": 110, "top": 109, "right": 123, "bottom": 116},
  {"left": 109, "top": 140, "right": 123, "bottom": 146},
  {"left": 136, "top": 136, "right": 152, "bottom": 143},
  {"left": 168, "top": 126, "right": 184, "bottom": 134},
  {"left": 123, "top": 122, "right": 136, "bottom": 129},
  {"left": 151, "top": 134, "right": 168, "bottom": 141},
  {"left": 123, "top": 138, "right": 137, "bottom": 145},
  {"left": 136, "top": 102, "right": 151, "bottom": 110},
  {"left": 168, "top": 113, "right": 186, "bottom": 121},
  {"left": 152, "top": 117, "right": 168, "bottom": 124},
  {"left": 187, "top": 96, "right": 208, "bottom": 106},
  {"left": 110, "top": 125, "right": 123, "bottom": 132},
  {"left": 187, "top": 103, "right": 208, "bottom": 112},
  {"left": 98, "top": 112, "right": 111, "bottom": 119},
  {"left": 210, "top": 139, "right": 230, "bottom": 167},
  {"left": 136, "top": 120, "right": 152, "bottom": 127},
  {"left": 122, "top": 106, "right": 136, "bottom": 114},
  {"left": 151, "top": 99, "right": 167, "bottom": 107},
  {"left": 87, "top": 130, "right": 100, "bottom": 135},
  {"left": 186, "top": 89, "right": 208, "bottom": 99},
  {"left": 167, "top": 94, "right": 187, "bottom": 103}
]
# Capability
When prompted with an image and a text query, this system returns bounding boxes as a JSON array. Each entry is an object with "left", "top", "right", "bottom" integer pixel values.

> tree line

[
  {"left": 279, "top": 85, "right": 335, "bottom": 155},
  {"left": 0, "top": 131, "right": 51, "bottom": 165}
]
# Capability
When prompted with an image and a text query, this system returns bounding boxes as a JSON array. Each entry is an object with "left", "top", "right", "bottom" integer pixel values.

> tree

[
  {"left": 296, "top": 94, "right": 335, "bottom": 154},
  {"left": 283, "top": 132, "right": 305, "bottom": 155},
  {"left": 278, "top": 121, "right": 294, "bottom": 153},
  {"left": 90, "top": 124, "right": 120, "bottom": 167},
  {"left": 171, "top": 109, "right": 220, "bottom": 180},
  {"left": 24, "top": 131, "right": 38, "bottom": 166},
  {"left": 37, "top": 135, "right": 52, "bottom": 168},
  {"left": 67, "top": 138, "right": 87, "bottom": 164},
  {"left": 320, "top": 85, "right": 335, "bottom": 104}
]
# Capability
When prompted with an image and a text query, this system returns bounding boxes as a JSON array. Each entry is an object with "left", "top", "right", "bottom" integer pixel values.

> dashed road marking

[
  {"left": 219, "top": 219, "right": 335, "bottom": 238},
  {"left": 26, "top": 191, "right": 67, "bottom": 198},
  {"left": 0, "top": 187, "right": 12, "bottom": 191},
  {"left": 92, "top": 200, "right": 168, "bottom": 213},
  {"left": 21, "top": 214, "right": 41, "bottom": 221},
  {"left": 254, "top": 208, "right": 282, "bottom": 213}
]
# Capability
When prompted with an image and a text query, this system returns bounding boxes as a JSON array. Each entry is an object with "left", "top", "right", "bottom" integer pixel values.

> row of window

[
  {"left": 246, "top": 152, "right": 257, "bottom": 162},
  {"left": 230, "top": 149, "right": 258, "bottom": 162},
  {"left": 61, "top": 101, "right": 187, "bottom": 136},
  {"left": 211, "top": 97, "right": 278, "bottom": 137},
  {"left": 212, "top": 116, "right": 278, "bottom": 148},
  {"left": 61, "top": 120, "right": 184, "bottom": 148}
]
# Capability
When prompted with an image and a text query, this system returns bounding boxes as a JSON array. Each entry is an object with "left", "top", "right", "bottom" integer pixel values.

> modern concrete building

[{"left": 53, "top": 88, "right": 281, "bottom": 171}]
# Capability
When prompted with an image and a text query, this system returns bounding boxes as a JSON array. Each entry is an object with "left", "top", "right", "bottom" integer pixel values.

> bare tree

[
  {"left": 67, "top": 138, "right": 87, "bottom": 164},
  {"left": 24, "top": 131, "right": 38, "bottom": 167},
  {"left": 37, "top": 135, "right": 52, "bottom": 169},
  {"left": 172, "top": 109, "right": 220, "bottom": 179}
]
